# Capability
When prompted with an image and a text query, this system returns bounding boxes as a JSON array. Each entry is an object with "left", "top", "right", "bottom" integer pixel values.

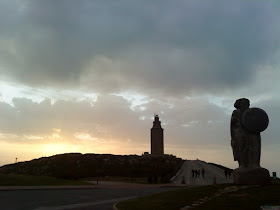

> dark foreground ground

[
  {"left": 117, "top": 183, "right": 280, "bottom": 210},
  {"left": 0, "top": 187, "right": 179, "bottom": 210}
]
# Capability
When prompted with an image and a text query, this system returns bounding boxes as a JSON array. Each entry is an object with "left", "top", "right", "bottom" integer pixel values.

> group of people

[
  {"left": 224, "top": 169, "right": 232, "bottom": 179},
  {"left": 191, "top": 168, "right": 232, "bottom": 179},
  {"left": 192, "top": 168, "right": 205, "bottom": 178}
]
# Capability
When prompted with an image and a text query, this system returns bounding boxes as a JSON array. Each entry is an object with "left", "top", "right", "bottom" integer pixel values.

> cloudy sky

[{"left": 1, "top": 0, "right": 279, "bottom": 174}]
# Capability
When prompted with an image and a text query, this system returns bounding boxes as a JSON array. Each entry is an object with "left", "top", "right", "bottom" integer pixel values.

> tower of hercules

[{"left": 151, "top": 114, "right": 164, "bottom": 155}]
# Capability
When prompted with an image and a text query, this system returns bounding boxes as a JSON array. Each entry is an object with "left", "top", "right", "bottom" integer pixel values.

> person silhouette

[
  {"left": 202, "top": 168, "right": 205, "bottom": 178},
  {"left": 228, "top": 170, "right": 232, "bottom": 179},
  {"left": 224, "top": 170, "right": 228, "bottom": 179}
]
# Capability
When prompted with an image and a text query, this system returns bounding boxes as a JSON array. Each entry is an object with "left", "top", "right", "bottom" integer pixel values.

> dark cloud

[{"left": 1, "top": 0, "right": 279, "bottom": 95}]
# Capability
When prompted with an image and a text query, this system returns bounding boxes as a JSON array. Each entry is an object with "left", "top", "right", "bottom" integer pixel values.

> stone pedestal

[{"left": 233, "top": 167, "right": 271, "bottom": 185}]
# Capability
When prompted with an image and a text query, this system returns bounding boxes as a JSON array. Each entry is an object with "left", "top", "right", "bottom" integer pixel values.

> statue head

[{"left": 234, "top": 98, "right": 250, "bottom": 110}]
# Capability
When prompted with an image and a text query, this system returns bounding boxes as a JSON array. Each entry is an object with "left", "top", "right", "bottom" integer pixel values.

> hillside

[
  {"left": 171, "top": 160, "right": 233, "bottom": 185},
  {"left": 0, "top": 153, "right": 184, "bottom": 183},
  {"left": 207, "top": 162, "right": 233, "bottom": 171}
]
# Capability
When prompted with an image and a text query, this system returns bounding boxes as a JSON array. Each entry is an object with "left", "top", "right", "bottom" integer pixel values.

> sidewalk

[
  {"left": 86, "top": 181, "right": 186, "bottom": 188},
  {"left": 0, "top": 181, "right": 185, "bottom": 191}
]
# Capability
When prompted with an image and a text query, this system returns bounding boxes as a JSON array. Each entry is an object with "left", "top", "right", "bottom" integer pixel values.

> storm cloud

[{"left": 1, "top": 0, "right": 280, "bottom": 95}]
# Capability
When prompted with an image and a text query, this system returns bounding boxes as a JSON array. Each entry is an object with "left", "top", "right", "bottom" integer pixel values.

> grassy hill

[{"left": 0, "top": 153, "right": 184, "bottom": 183}]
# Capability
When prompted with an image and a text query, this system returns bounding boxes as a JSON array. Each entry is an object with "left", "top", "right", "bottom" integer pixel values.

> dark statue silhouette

[{"left": 231, "top": 98, "right": 270, "bottom": 185}]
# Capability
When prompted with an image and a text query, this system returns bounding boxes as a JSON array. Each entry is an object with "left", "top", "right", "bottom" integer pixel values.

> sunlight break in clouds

[{"left": 75, "top": 133, "right": 98, "bottom": 141}]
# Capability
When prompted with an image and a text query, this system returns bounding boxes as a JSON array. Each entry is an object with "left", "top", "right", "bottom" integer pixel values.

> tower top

[{"left": 152, "top": 114, "right": 162, "bottom": 128}]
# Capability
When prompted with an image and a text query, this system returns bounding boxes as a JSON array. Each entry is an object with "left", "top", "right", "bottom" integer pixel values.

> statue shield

[{"left": 241, "top": 107, "right": 269, "bottom": 133}]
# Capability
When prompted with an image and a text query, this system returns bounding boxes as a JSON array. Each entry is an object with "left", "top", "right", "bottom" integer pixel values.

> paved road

[
  {"left": 171, "top": 160, "right": 233, "bottom": 185},
  {"left": 0, "top": 187, "right": 179, "bottom": 210}
]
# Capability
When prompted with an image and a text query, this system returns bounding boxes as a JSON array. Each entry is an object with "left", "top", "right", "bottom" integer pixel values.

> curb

[
  {"left": 113, "top": 202, "right": 119, "bottom": 210},
  {"left": 0, "top": 183, "right": 183, "bottom": 191}
]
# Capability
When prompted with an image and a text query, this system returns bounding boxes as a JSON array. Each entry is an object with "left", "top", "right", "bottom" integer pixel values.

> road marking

[{"left": 34, "top": 196, "right": 136, "bottom": 210}]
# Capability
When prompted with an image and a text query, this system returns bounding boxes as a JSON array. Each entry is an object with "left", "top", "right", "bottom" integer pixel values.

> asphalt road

[{"left": 0, "top": 187, "right": 179, "bottom": 210}]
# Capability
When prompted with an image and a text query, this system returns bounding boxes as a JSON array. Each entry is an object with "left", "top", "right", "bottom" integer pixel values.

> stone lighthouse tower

[{"left": 151, "top": 115, "right": 164, "bottom": 155}]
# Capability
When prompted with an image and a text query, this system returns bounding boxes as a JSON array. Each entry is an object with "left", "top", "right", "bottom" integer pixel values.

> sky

[{"left": 0, "top": 0, "right": 280, "bottom": 175}]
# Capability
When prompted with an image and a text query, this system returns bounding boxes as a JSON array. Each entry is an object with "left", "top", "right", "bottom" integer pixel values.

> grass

[
  {"left": 196, "top": 184, "right": 280, "bottom": 210},
  {"left": 0, "top": 173, "right": 91, "bottom": 186},
  {"left": 116, "top": 184, "right": 231, "bottom": 210},
  {"left": 116, "top": 184, "right": 280, "bottom": 210}
]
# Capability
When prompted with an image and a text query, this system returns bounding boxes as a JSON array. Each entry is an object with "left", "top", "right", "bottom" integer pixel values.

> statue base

[{"left": 233, "top": 167, "right": 271, "bottom": 185}]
